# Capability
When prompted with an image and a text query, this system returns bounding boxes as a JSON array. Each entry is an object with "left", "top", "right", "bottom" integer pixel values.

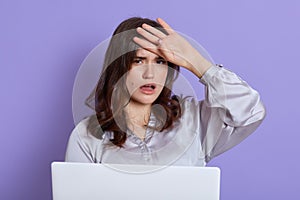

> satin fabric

[{"left": 65, "top": 65, "right": 266, "bottom": 167}]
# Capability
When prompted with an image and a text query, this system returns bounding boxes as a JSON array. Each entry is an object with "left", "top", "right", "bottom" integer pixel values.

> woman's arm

[
  {"left": 65, "top": 126, "right": 95, "bottom": 162},
  {"left": 65, "top": 116, "right": 103, "bottom": 163},
  {"left": 198, "top": 65, "right": 266, "bottom": 162},
  {"left": 135, "top": 18, "right": 266, "bottom": 162}
]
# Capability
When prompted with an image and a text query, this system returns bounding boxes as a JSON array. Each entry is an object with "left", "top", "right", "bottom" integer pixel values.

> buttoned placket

[
  {"left": 126, "top": 113, "right": 157, "bottom": 161},
  {"left": 127, "top": 127, "right": 155, "bottom": 161}
]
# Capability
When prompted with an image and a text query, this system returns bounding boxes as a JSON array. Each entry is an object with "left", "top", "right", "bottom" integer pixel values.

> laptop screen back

[{"left": 51, "top": 162, "right": 220, "bottom": 200}]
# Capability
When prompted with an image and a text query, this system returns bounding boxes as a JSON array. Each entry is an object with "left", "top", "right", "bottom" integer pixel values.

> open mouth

[
  {"left": 139, "top": 84, "right": 157, "bottom": 94},
  {"left": 140, "top": 84, "right": 156, "bottom": 90}
]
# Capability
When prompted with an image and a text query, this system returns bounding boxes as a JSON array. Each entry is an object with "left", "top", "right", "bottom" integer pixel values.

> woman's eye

[
  {"left": 133, "top": 59, "right": 143, "bottom": 64},
  {"left": 157, "top": 59, "right": 167, "bottom": 65}
]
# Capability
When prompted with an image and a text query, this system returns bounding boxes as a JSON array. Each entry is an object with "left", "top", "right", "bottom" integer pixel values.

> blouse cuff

[{"left": 199, "top": 64, "right": 222, "bottom": 85}]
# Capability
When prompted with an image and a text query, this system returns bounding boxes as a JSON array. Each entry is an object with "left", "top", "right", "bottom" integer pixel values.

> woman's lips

[{"left": 139, "top": 83, "right": 156, "bottom": 95}]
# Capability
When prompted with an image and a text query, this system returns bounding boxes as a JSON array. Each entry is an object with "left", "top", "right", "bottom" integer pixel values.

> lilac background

[{"left": 1, "top": 0, "right": 299, "bottom": 199}]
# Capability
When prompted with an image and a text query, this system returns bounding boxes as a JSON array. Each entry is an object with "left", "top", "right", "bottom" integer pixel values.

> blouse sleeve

[
  {"left": 65, "top": 116, "right": 104, "bottom": 163},
  {"left": 198, "top": 65, "right": 266, "bottom": 163},
  {"left": 65, "top": 126, "right": 94, "bottom": 162}
]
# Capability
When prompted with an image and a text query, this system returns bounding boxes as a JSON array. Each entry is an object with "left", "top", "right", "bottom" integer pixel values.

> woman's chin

[{"left": 130, "top": 96, "right": 158, "bottom": 106}]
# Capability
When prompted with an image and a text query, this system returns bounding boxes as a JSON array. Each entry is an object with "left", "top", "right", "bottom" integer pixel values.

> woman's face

[{"left": 126, "top": 48, "right": 168, "bottom": 105}]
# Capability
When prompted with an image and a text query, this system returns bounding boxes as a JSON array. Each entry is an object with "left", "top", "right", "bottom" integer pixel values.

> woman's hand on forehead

[{"left": 133, "top": 18, "right": 212, "bottom": 77}]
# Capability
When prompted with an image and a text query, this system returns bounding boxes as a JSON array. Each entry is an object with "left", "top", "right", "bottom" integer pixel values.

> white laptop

[{"left": 51, "top": 162, "right": 220, "bottom": 200}]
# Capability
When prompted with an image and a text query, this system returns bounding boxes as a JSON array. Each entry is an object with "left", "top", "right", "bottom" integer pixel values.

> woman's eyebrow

[
  {"left": 134, "top": 56, "right": 146, "bottom": 60},
  {"left": 133, "top": 56, "right": 165, "bottom": 60}
]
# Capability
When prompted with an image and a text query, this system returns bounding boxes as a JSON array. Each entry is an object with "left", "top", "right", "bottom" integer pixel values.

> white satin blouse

[{"left": 65, "top": 65, "right": 266, "bottom": 167}]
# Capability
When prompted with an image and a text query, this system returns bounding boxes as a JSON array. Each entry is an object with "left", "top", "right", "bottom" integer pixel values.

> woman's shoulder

[
  {"left": 72, "top": 114, "right": 105, "bottom": 141},
  {"left": 172, "top": 95, "right": 204, "bottom": 127},
  {"left": 177, "top": 95, "right": 203, "bottom": 111},
  {"left": 66, "top": 115, "right": 106, "bottom": 163}
]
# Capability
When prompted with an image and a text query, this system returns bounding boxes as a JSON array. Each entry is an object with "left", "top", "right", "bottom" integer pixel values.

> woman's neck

[{"left": 124, "top": 101, "right": 151, "bottom": 140}]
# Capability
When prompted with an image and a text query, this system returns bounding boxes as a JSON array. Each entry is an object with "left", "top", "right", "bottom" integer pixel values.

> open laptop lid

[{"left": 51, "top": 162, "right": 220, "bottom": 200}]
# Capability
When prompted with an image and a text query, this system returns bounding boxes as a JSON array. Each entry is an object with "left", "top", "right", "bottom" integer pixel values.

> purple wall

[{"left": 1, "top": 0, "right": 299, "bottom": 199}]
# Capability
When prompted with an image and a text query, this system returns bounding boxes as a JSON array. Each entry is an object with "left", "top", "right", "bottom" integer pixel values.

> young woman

[{"left": 65, "top": 17, "right": 266, "bottom": 167}]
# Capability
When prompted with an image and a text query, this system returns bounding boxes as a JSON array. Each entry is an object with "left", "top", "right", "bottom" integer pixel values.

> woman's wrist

[{"left": 187, "top": 49, "right": 213, "bottom": 78}]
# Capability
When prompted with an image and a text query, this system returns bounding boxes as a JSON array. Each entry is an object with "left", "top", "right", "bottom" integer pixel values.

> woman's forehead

[{"left": 135, "top": 48, "right": 160, "bottom": 58}]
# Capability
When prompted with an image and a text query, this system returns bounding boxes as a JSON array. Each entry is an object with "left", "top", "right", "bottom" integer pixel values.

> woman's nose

[{"left": 142, "top": 64, "right": 154, "bottom": 79}]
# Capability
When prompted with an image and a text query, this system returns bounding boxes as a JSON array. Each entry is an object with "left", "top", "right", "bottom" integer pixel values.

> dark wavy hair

[{"left": 94, "top": 17, "right": 181, "bottom": 147}]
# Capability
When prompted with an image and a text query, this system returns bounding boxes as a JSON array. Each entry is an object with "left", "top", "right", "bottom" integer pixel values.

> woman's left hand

[{"left": 133, "top": 18, "right": 212, "bottom": 78}]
